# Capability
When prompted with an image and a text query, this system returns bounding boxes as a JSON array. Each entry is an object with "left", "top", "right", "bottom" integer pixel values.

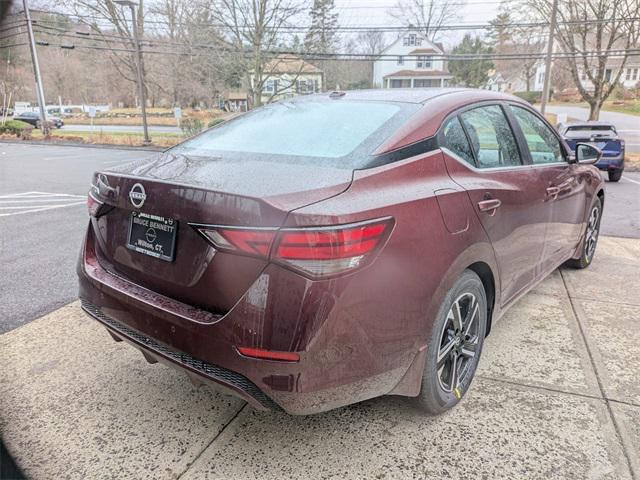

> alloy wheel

[
  {"left": 585, "top": 205, "right": 600, "bottom": 263},
  {"left": 436, "top": 293, "right": 480, "bottom": 395}
]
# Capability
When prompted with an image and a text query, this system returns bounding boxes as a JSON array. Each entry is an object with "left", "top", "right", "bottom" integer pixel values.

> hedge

[
  {"left": 513, "top": 91, "right": 543, "bottom": 104},
  {"left": 0, "top": 119, "right": 33, "bottom": 136}
]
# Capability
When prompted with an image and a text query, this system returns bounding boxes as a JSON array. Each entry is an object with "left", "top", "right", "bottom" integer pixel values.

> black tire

[
  {"left": 415, "top": 270, "right": 487, "bottom": 415},
  {"left": 608, "top": 169, "right": 622, "bottom": 182},
  {"left": 565, "top": 196, "right": 602, "bottom": 269}
]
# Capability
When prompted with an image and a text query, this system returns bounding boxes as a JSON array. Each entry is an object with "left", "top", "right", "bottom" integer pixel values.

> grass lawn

[
  {"left": 28, "top": 129, "right": 183, "bottom": 148},
  {"left": 549, "top": 99, "right": 640, "bottom": 117}
]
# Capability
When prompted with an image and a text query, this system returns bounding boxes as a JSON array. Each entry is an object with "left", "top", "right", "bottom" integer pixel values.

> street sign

[
  {"left": 174, "top": 107, "right": 182, "bottom": 119},
  {"left": 88, "top": 106, "right": 96, "bottom": 118}
]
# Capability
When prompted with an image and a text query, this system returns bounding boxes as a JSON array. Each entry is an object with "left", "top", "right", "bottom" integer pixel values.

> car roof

[
  {"left": 298, "top": 88, "right": 522, "bottom": 105},
  {"left": 562, "top": 121, "right": 615, "bottom": 128}
]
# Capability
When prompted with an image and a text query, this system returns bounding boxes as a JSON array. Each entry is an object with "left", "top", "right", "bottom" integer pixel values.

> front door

[
  {"left": 507, "top": 105, "right": 586, "bottom": 272},
  {"left": 440, "top": 105, "right": 550, "bottom": 306}
]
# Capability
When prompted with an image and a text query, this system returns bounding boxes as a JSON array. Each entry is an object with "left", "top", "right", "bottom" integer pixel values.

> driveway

[
  {"left": 1, "top": 236, "right": 639, "bottom": 479},
  {"left": 545, "top": 105, "right": 640, "bottom": 153}
]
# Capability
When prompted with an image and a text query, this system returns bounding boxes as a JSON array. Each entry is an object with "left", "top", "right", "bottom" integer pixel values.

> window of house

[
  {"left": 633, "top": 68, "right": 639, "bottom": 81},
  {"left": 296, "top": 79, "right": 315, "bottom": 94},
  {"left": 441, "top": 117, "right": 475, "bottom": 166},
  {"left": 459, "top": 105, "right": 522, "bottom": 168},
  {"left": 581, "top": 70, "right": 587, "bottom": 80},
  {"left": 414, "top": 79, "right": 438, "bottom": 87},
  {"left": 264, "top": 80, "right": 275, "bottom": 93},
  {"left": 390, "top": 79, "right": 411, "bottom": 88},
  {"left": 510, "top": 106, "right": 564, "bottom": 164},
  {"left": 416, "top": 56, "right": 432, "bottom": 69},
  {"left": 626, "top": 68, "right": 632, "bottom": 81},
  {"left": 403, "top": 34, "right": 418, "bottom": 46},
  {"left": 538, "top": 71, "right": 544, "bottom": 84},
  {"left": 605, "top": 69, "right": 612, "bottom": 82},
  {"left": 397, "top": 56, "right": 404, "bottom": 65}
]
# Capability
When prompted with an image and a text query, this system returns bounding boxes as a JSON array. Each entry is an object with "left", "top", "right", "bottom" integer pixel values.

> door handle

[
  {"left": 478, "top": 198, "right": 502, "bottom": 215},
  {"left": 546, "top": 186, "right": 560, "bottom": 200}
]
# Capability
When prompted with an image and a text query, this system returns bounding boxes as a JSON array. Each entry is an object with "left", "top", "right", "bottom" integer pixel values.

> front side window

[
  {"left": 397, "top": 56, "right": 404, "bottom": 65},
  {"left": 441, "top": 117, "right": 475, "bottom": 166},
  {"left": 459, "top": 105, "right": 521, "bottom": 168},
  {"left": 510, "top": 106, "right": 564, "bottom": 164}
]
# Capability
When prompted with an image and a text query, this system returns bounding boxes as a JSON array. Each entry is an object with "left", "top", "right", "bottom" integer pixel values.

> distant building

[
  {"left": 533, "top": 50, "right": 640, "bottom": 93},
  {"left": 223, "top": 91, "right": 249, "bottom": 112},
  {"left": 485, "top": 70, "right": 527, "bottom": 93},
  {"left": 250, "top": 55, "right": 324, "bottom": 104},
  {"left": 372, "top": 32, "right": 453, "bottom": 89}
]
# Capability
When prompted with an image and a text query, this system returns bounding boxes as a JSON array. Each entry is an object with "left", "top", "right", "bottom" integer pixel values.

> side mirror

[{"left": 575, "top": 143, "right": 601, "bottom": 165}]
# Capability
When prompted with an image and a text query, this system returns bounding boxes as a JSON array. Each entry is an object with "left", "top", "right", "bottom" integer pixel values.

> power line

[
  {"left": 28, "top": 9, "right": 640, "bottom": 33},
  {"left": 29, "top": 39, "right": 640, "bottom": 61}
]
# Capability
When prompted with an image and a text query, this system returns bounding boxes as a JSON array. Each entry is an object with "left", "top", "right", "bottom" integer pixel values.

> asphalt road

[
  {"left": 545, "top": 105, "right": 640, "bottom": 153},
  {"left": 60, "top": 124, "right": 182, "bottom": 134},
  {"left": 0, "top": 144, "right": 155, "bottom": 334},
  {"left": 0, "top": 143, "right": 638, "bottom": 334}
]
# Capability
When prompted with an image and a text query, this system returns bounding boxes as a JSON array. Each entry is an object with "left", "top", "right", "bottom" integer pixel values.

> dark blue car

[{"left": 558, "top": 121, "right": 625, "bottom": 182}]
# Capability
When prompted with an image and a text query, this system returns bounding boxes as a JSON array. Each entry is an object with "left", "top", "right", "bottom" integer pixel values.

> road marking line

[
  {"left": 0, "top": 201, "right": 85, "bottom": 217},
  {"left": 0, "top": 192, "right": 85, "bottom": 199},
  {"left": 0, "top": 198, "right": 85, "bottom": 203},
  {"left": 622, "top": 176, "right": 640, "bottom": 186},
  {"left": 0, "top": 206, "right": 50, "bottom": 210}
]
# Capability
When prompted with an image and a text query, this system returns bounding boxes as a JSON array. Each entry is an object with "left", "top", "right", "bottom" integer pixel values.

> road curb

[{"left": 0, "top": 139, "right": 165, "bottom": 152}]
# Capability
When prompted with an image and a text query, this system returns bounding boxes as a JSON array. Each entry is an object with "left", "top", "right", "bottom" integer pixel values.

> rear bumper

[
  {"left": 80, "top": 299, "right": 281, "bottom": 411},
  {"left": 77, "top": 223, "right": 419, "bottom": 414},
  {"left": 596, "top": 153, "right": 624, "bottom": 171}
]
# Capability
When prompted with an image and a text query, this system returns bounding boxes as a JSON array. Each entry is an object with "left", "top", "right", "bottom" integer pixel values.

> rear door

[
  {"left": 508, "top": 105, "right": 585, "bottom": 270},
  {"left": 440, "top": 104, "right": 549, "bottom": 306}
]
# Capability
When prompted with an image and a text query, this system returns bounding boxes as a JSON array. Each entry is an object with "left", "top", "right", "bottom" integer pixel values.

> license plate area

[{"left": 126, "top": 211, "right": 177, "bottom": 262}]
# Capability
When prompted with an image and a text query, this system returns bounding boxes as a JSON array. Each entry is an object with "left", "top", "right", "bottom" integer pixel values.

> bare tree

[
  {"left": 389, "top": 0, "right": 465, "bottom": 42},
  {"left": 73, "top": 0, "right": 146, "bottom": 97},
  {"left": 203, "top": 0, "right": 304, "bottom": 106},
  {"left": 524, "top": 0, "right": 640, "bottom": 119},
  {"left": 356, "top": 30, "right": 387, "bottom": 56}
]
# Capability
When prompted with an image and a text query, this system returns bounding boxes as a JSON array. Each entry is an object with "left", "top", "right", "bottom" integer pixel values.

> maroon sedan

[{"left": 78, "top": 89, "right": 604, "bottom": 415}]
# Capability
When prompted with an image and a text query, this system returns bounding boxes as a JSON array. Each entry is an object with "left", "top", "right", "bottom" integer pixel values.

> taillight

[{"left": 192, "top": 217, "right": 394, "bottom": 278}]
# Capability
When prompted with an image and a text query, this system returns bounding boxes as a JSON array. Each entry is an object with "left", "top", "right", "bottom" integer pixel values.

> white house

[
  {"left": 250, "top": 55, "right": 324, "bottom": 104},
  {"left": 372, "top": 32, "right": 453, "bottom": 89},
  {"left": 532, "top": 42, "right": 640, "bottom": 93}
]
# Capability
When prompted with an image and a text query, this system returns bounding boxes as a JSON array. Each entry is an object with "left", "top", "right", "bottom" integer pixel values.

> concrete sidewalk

[{"left": 1, "top": 236, "right": 638, "bottom": 480}]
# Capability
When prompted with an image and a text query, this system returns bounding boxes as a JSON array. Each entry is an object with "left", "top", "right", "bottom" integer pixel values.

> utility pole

[
  {"left": 540, "top": 0, "right": 558, "bottom": 115},
  {"left": 115, "top": 0, "right": 151, "bottom": 145},
  {"left": 23, "top": 0, "right": 49, "bottom": 135}
]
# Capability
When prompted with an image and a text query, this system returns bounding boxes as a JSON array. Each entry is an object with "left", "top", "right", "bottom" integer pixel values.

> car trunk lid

[{"left": 89, "top": 152, "right": 353, "bottom": 314}]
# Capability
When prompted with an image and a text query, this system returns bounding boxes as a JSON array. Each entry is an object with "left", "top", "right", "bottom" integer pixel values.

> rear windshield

[
  {"left": 565, "top": 125, "right": 616, "bottom": 137},
  {"left": 172, "top": 100, "right": 418, "bottom": 168}
]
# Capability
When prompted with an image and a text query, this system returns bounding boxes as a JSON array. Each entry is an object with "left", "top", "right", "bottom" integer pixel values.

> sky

[{"left": 334, "top": 0, "right": 503, "bottom": 48}]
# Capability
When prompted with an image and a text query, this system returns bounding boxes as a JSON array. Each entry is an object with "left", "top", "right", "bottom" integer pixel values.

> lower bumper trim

[{"left": 80, "top": 299, "right": 283, "bottom": 412}]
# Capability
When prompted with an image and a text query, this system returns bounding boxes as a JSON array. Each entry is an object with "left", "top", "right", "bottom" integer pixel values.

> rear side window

[
  {"left": 460, "top": 105, "right": 521, "bottom": 168},
  {"left": 442, "top": 117, "right": 475, "bottom": 166},
  {"left": 511, "top": 106, "right": 564, "bottom": 164}
]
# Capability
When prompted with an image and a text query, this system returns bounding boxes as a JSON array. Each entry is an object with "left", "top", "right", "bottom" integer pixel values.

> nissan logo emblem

[{"left": 129, "top": 183, "right": 146, "bottom": 208}]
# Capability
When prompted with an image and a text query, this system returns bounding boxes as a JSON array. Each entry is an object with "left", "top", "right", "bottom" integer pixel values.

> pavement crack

[
  {"left": 176, "top": 402, "right": 247, "bottom": 480},
  {"left": 560, "top": 269, "right": 637, "bottom": 480}
]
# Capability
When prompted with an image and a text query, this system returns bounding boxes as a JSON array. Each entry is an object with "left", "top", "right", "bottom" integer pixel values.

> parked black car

[
  {"left": 558, "top": 121, "right": 624, "bottom": 182},
  {"left": 13, "top": 111, "right": 64, "bottom": 129}
]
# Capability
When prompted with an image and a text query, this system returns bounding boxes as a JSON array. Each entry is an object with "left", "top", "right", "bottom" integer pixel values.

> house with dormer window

[{"left": 372, "top": 32, "right": 453, "bottom": 89}]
